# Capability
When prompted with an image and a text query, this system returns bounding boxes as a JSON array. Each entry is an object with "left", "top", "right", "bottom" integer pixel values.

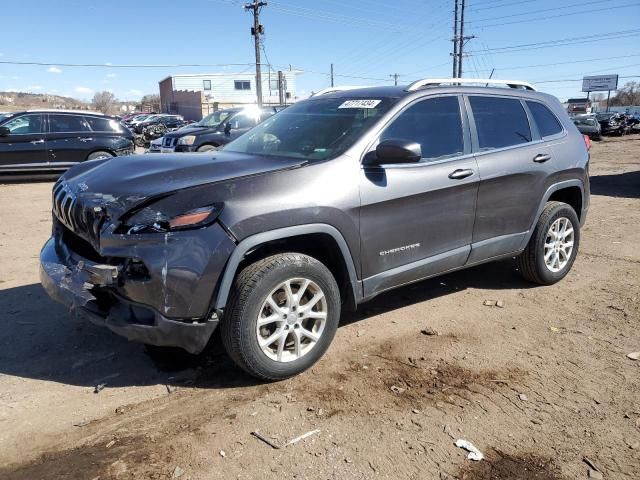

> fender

[
  {"left": 519, "top": 179, "right": 585, "bottom": 249},
  {"left": 214, "top": 223, "right": 362, "bottom": 312}
]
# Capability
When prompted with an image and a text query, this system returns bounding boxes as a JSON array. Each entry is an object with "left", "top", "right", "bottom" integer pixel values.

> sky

[{"left": 0, "top": 0, "right": 638, "bottom": 102}]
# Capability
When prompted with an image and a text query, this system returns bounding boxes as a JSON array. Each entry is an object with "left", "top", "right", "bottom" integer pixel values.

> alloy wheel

[
  {"left": 544, "top": 217, "right": 574, "bottom": 273},
  {"left": 256, "top": 278, "right": 328, "bottom": 363}
]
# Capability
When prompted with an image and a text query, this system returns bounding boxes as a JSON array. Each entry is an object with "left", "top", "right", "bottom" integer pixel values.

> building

[{"left": 159, "top": 71, "right": 302, "bottom": 120}]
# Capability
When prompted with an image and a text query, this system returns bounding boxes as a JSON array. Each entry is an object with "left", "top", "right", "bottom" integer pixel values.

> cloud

[
  {"left": 75, "top": 86, "right": 94, "bottom": 94},
  {"left": 26, "top": 85, "right": 43, "bottom": 91},
  {"left": 47, "top": 66, "right": 62, "bottom": 74},
  {"left": 107, "top": 73, "right": 117, "bottom": 78},
  {"left": 128, "top": 89, "right": 142, "bottom": 96}
]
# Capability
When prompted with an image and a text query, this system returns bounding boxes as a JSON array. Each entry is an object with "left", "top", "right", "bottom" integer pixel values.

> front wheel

[
  {"left": 197, "top": 144, "right": 218, "bottom": 152},
  {"left": 220, "top": 253, "right": 341, "bottom": 381},
  {"left": 516, "top": 201, "right": 580, "bottom": 285}
]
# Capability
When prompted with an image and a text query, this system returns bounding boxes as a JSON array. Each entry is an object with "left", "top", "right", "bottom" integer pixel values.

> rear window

[
  {"left": 49, "top": 114, "right": 90, "bottom": 133},
  {"left": 85, "top": 116, "right": 122, "bottom": 132},
  {"left": 526, "top": 101, "right": 563, "bottom": 138},
  {"left": 469, "top": 96, "right": 531, "bottom": 150}
]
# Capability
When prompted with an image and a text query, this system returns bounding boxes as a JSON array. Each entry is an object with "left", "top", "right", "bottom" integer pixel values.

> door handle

[
  {"left": 79, "top": 137, "right": 94, "bottom": 142},
  {"left": 448, "top": 168, "right": 474, "bottom": 180},
  {"left": 533, "top": 153, "right": 551, "bottom": 163},
  {"left": 30, "top": 139, "right": 44, "bottom": 145}
]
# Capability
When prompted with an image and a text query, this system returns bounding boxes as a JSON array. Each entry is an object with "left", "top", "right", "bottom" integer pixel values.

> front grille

[
  {"left": 52, "top": 181, "right": 104, "bottom": 245},
  {"left": 163, "top": 137, "right": 177, "bottom": 148},
  {"left": 59, "top": 221, "right": 106, "bottom": 263}
]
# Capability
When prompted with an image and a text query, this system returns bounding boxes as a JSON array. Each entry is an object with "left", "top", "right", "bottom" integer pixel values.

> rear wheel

[
  {"left": 516, "top": 201, "right": 580, "bottom": 285},
  {"left": 87, "top": 151, "right": 114, "bottom": 161},
  {"left": 220, "top": 253, "right": 340, "bottom": 381}
]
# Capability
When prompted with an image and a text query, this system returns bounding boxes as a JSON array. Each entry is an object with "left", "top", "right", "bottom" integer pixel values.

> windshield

[
  {"left": 196, "top": 110, "right": 235, "bottom": 127},
  {"left": 596, "top": 113, "right": 614, "bottom": 120},
  {"left": 223, "top": 97, "right": 396, "bottom": 161}
]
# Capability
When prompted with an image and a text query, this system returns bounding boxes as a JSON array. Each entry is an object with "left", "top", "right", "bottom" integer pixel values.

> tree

[
  {"left": 139, "top": 94, "right": 161, "bottom": 112},
  {"left": 92, "top": 91, "right": 117, "bottom": 114},
  {"left": 609, "top": 82, "right": 640, "bottom": 107}
]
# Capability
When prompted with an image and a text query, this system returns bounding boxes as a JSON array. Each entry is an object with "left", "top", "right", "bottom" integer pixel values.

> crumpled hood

[{"left": 60, "top": 151, "right": 305, "bottom": 219}]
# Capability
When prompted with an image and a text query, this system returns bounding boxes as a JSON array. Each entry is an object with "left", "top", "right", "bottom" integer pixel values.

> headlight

[
  {"left": 178, "top": 135, "right": 197, "bottom": 146},
  {"left": 123, "top": 203, "right": 224, "bottom": 234}
]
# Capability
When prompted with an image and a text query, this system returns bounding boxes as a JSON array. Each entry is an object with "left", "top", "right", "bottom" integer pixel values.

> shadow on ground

[
  {"left": 590, "top": 170, "right": 640, "bottom": 199},
  {"left": 0, "top": 259, "right": 530, "bottom": 389}
]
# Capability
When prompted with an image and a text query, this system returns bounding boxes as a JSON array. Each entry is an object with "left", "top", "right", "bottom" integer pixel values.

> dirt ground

[{"left": 0, "top": 137, "right": 639, "bottom": 480}]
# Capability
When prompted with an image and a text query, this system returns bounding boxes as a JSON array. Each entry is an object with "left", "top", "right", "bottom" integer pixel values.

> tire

[
  {"left": 87, "top": 151, "right": 114, "bottom": 161},
  {"left": 197, "top": 144, "right": 218, "bottom": 152},
  {"left": 516, "top": 201, "right": 580, "bottom": 285},
  {"left": 220, "top": 253, "right": 341, "bottom": 381}
]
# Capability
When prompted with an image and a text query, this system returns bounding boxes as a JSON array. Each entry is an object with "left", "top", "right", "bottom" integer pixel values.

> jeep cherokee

[{"left": 40, "top": 79, "right": 590, "bottom": 380}]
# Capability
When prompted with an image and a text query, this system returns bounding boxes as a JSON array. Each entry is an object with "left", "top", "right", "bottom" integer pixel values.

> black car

[
  {"left": 595, "top": 112, "right": 630, "bottom": 136},
  {"left": 160, "top": 106, "right": 283, "bottom": 153},
  {"left": 0, "top": 110, "right": 134, "bottom": 175},
  {"left": 134, "top": 114, "right": 185, "bottom": 134}
]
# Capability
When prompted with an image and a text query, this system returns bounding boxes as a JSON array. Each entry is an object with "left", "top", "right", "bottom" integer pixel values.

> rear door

[
  {"left": 46, "top": 114, "right": 93, "bottom": 165},
  {"left": 466, "top": 95, "right": 555, "bottom": 263},
  {"left": 0, "top": 114, "right": 47, "bottom": 170},
  {"left": 84, "top": 115, "right": 130, "bottom": 154}
]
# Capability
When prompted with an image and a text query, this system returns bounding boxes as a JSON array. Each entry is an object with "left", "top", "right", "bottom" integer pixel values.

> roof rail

[
  {"left": 311, "top": 86, "right": 372, "bottom": 97},
  {"left": 406, "top": 78, "right": 536, "bottom": 92},
  {"left": 26, "top": 108, "right": 106, "bottom": 115}
]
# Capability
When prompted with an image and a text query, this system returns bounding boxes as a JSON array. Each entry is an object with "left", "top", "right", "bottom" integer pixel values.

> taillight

[{"left": 583, "top": 134, "right": 591, "bottom": 151}]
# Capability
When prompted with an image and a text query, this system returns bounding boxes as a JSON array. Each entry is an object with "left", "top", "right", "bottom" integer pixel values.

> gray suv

[{"left": 40, "top": 79, "right": 590, "bottom": 380}]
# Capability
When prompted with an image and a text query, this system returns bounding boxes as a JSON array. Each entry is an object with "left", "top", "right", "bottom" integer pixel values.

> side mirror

[
  {"left": 0, "top": 127, "right": 10, "bottom": 137},
  {"left": 365, "top": 138, "right": 422, "bottom": 166},
  {"left": 223, "top": 122, "right": 231, "bottom": 135}
]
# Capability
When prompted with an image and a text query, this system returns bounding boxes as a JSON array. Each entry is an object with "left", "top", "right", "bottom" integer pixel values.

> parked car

[
  {"left": 0, "top": 110, "right": 134, "bottom": 175},
  {"left": 40, "top": 79, "right": 590, "bottom": 380},
  {"left": 125, "top": 113, "right": 156, "bottom": 129},
  {"left": 572, "top": 114, "right": 601, "bottom": 140},
  {"left": 122, "top": 111, "right": 154, "bottom": 122},
  {"left": 147, "top": 136, "right": 163, "bottom": 153},
  {"left": 159, "top": 106, "right": 281, "bottom": 153},
  {"left": 134, "top": 114, "right": 185, "bottom": 134},
  {"left": 595, "top": 112, "right": 630, "bottom": 136}
]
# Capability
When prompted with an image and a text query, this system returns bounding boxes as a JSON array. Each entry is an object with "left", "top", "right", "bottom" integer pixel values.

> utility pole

[
  {"left": 452, "top": 0, "right": 459, "bottom": 78},
  {"left": 330, "top": 63, "right": 334, "bottom": 87},
  {"left": 277, "top": 70, "right": 285, "bottom": 105},
  {"left": 457, "top": 0, "right": 465, "bottom": 78},
  {"left": 390, "top": 73, "right": 400, "bottom": 86},
  {"left": 244, "top": 0, "right": 267, "bottom": 107}
]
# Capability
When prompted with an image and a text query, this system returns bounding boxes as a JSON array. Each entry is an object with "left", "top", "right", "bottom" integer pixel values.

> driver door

[
  {"left": 359, "top": 95, "right": 479, "bottom": 297},
  {"left": 0, "top": 114, "right": 47, "bottom": 170}
]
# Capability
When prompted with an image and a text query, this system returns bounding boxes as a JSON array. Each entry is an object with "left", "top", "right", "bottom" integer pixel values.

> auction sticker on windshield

[{"left": 338, "top": 99, "right": 382, "bottom": 109}]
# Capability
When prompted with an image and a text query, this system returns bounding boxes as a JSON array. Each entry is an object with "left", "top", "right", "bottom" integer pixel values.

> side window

[
  {"left": 233, "top": 114, "right": 256, "bottom": 129},
  {"left": 469, "top": 96, "right": 531, "bottom": 150},
  {"left": 85, "top": 117, "right": 121, "bottom": 132},
  {"left": 50, "top": 114, "right": 90, "bottom": 133},
  {"left": 2, "top": 114, "right": 43, "bottom": 134},
  {"left": 380, "top": 96, "right": 464, "bottom": 161},
  {"left": 526, "top": 101, "right": 563, "bottom": 138}
]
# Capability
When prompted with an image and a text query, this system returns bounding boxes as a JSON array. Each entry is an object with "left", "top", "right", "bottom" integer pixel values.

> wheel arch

[
  {"left": 521, "top": 180, "right": 585, "bottom": 249},
  {"left": 213, "top": 224, "right": 362, "bottom": 314}
]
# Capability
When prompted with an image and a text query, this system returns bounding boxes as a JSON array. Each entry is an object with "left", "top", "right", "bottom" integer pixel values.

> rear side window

[
  {"left": 50, "top": 114, "right": 90, "bottom": 133},
  {"left": 526, "top": 101, "right": 563, "bottom": 137},
  {"left": 85, "top": 117, "right": 121, "bottom": 132},
  {"left": 380, "top": 96, "right": 464, "bottom": 161},
  {"left": 469, "top": 96, "right": 531, "bottom": 150}
]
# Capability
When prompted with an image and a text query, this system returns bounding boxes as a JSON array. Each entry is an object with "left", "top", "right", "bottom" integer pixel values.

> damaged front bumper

[{"left": 39, "top": 232, "right": 223, "bottom": 354}]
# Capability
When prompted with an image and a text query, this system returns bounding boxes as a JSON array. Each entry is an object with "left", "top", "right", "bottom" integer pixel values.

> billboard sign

[{"left": 582, "top": 75, "right": 618, "bottom": 92}]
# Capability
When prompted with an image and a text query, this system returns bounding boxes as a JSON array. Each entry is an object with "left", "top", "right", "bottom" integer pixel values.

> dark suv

[
  {"left": 0, "top": 110, "right": 134, "bottom": 175},
  {"left": 160, "top": 106, "right": 282, "bottom": 153},
  {"left": 40, "top": 79, "right": 590, "bottom": 380}
]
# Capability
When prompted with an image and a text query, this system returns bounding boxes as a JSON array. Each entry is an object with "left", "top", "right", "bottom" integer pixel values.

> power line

[
  {"left": 472, "top": 2, "right": 639, "bottom": 29},
  {"left": 469, "top": 0, "right": 621, "bottom": 23},
  {"left": 465, "top": 29, "right": 640, "bottom": 54},
  {"left": 0, "top": 61, "right": 256, "bottom": 68},
  {"left": 533, "top": 75, "right": 639, "bottom": 84}
]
